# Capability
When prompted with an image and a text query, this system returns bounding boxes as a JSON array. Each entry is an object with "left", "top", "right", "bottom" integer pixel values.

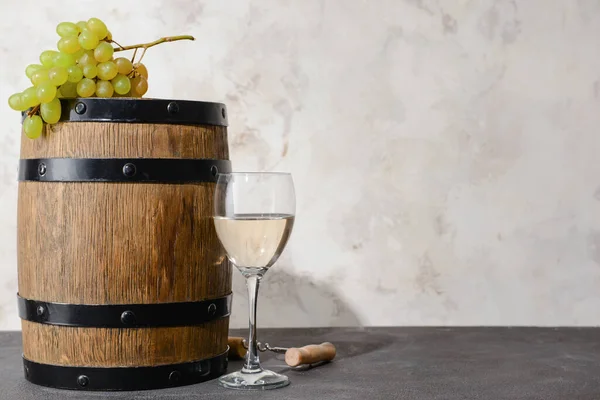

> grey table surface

[{"left": 1, "top": 327, "right": 599, "bottom": 399}]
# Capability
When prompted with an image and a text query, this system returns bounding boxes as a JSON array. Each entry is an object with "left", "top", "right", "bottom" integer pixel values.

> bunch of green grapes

[{"left": 8, "top": 18, "right": 151, "bottom": 139}]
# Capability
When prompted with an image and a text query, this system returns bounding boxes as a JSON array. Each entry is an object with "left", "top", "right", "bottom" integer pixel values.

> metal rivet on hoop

[
  {"left": 38, "top": 163, "right": 46, "bottom": 176},
  {"left": 122, "top": 163, "right": 136, "bottom": 177},
  {"left": 210, "top": 165, "right": 218, "bottom": 177},
  {"left": 167, "top": 102, "right": 179, "bottom": 114},
  {"left": 77, "top": 375, "right": 89, "bottom": 387},
  {"left": 75, "top": 102, "right": 87, "bottom": 115},
  {"left": 120, "top": 311, "right": 136, "bottom": 325},
  {"left": 36, "top": 305, "right": 45, "bottom": 317},
  {"left": 169, "top": 371, "right": 181, "bottom": 383},
  {"left": 208, "top": 303, "right": 217, "bottom": 316},
  {"left": 221, "top": 108, "right": 226, "bottom": 119}
]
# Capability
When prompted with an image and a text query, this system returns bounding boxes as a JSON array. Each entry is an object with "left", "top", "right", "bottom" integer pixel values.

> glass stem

[{"left": 243, "top": 275, "right": 262, "bottom": 373}]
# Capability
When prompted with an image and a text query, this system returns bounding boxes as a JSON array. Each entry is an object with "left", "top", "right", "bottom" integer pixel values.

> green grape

[
  {"left": 94, "top": 42, "right": 114, "bottom": 63},
  {"left": 97, "top": 61, "right": 118, "bottom": 80},
  {"left": 30, "top": 69, "right": 49, "bottom": 86},
  {"left": 82, "top": 64, "right": 98, "bottom": 79},
  {"left": 56, "top": 22, "right": 79, "bottom": 38},
  {"left": 59, "top": 82, "right": 78, "bottom": 98},
  {"left": 40, "top": 50, "right": 59, "bottom": 67},
  {"left": 23, "top": 115, "right": 43, "bottom": 139},
  {"left": 25, "top": 64, "right": 44, "bottom": 79},
  {"left": 66, "top": 65, "right": 83, "bottom": 82},
  {"left": 96, "top": 80, "right": 114, "bottom": 98},
  {"left": 22, "top": 87, "right": 40, "bottom": 108},
  {"left": 76, "top": 21, "right": 88, "bottom": 31},
  {"left": 129, "top": 88, "right": 141, "bottom": 98},
  {"left": 78, "top": 29, "right": 99, "bottom": 50},
  {"left": 111, "top": 74, "right": 131, "bottom": 95},
  {"left": 77, "top": 78, "right": 96, "bottom": 97},
  {"left": 129, "top": 77, "right": 142, "bottom": 97},
  {"left": 132, "top": 75, "right": 148, "bottom": 96},
  {"left": 114, "top": 57, "right": 133, "bottom": 75},
  {"left": 48, "top": 66, "right": 68, "bottom": 86},
  {"left": 57, "top": 36, "right": 81, "bottom": 54},
  {"left": 40, "top": 97, "right": 61, "bottom": 124},
  {"left": 8, "top": 93, "right": 25, "bottom": 111},
  {"left": 37, "top": 82, "right": 57, "bottom": 103},
  {"left": 134, "top": 63, "right": 148, "bottom": 79},
  {"left": 87, "top": 18, "right": 108, "bottom": 40},
  {"left": 78, "top": 50, "right": 97, "bottom": 66},
  {"left": 73, "top": 48, "right": 85, "bottom": 60},
  {"left": 106, "top": 30, "right": 113, "bottom": 41},
  {"left": 53, "top": 53, "right": 75, "bottom": 68}
]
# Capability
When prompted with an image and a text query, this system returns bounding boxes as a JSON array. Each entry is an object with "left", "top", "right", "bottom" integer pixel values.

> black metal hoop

[
  {"left": 22, "top": 98, "right": 228, "bottom": 126},
  {"left": 18, "top": 158, "right": 231, "bottom": 183},
  {"left": 23, "top": 350, "right": 228, "bottom": 391},
  {"left": 18, "top": 293, "right": 232, "bottom": 328}
]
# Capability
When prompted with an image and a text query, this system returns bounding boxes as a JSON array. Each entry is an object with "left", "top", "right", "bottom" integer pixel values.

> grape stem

[
  {"left": 27, "top": 105, "right": 40, "bottom": 117},
  {"left": 131, "top": 48, "right": 138, "bottom": 63},
  {"left": 109, "top": 39, "right": 125, "bottom": 50},
  {"left": 113, "top": 35, "right": 195, "bottom": 53}
]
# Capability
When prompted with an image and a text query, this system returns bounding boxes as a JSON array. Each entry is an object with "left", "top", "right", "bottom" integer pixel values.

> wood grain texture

[
  {"left": 20, "top": 122, "right": 229, "bottom": 159},
  {"left": 18, "top": 181, "right": 231, "bottom": 303},
  {"left": 22, "top": 319, "right": 229, "bottom": 367},
  {"left": 17, "top": 117, "right": 232, "bottom": 368}
]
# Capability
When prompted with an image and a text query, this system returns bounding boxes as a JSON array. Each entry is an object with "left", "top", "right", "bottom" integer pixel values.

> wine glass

[{"left": 213, "top": 172, "right": 295, "bottom": 390}]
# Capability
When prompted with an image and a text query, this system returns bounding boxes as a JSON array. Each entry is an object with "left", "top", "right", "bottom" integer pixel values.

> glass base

[{"left": 218, "top": 369, "right": 290, "bottom": 390}]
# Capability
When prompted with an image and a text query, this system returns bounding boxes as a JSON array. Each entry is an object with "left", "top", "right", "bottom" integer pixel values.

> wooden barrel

[{"left": 16, "top": 98, "right": 233, "bottom": 391}]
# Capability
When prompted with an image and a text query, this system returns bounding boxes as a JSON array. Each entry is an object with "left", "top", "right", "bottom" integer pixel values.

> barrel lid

[{"left": 21, "top": 98, "right": 228, "bottom": 127}]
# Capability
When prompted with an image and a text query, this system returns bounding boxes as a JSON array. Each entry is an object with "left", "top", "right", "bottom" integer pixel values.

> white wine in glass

[
  {"left": 214, "top": 214, "right": 294, "bottom": 277},
  {"left": 213, "top": 172, "right": 295, "bottom": 390}
]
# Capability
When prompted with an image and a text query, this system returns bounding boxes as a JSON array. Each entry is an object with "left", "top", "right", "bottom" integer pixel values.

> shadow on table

[{"left": 228, "top": 266, "right": 398, "bottom": 363}]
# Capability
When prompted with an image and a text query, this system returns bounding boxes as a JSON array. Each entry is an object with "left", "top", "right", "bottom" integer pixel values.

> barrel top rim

[
  {"left": 86, "top": 97, "right": 227, "bottom": 107},
  {"left": 21, "top": 97, "right": 227, "bottom": 109},
  {"left": 21, "top": 97, "right": 229, "bottom": 127}
]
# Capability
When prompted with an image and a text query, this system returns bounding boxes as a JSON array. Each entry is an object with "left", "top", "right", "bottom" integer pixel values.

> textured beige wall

[{"left": 0, "top": 0, "right": 599, "bottom": 329}]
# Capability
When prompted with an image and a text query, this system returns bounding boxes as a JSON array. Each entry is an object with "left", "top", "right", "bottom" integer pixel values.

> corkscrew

[{"left": 227, "top": 337, "right": 336, "bottom": 367}]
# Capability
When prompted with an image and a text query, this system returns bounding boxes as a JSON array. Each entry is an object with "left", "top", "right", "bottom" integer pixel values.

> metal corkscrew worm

[{"left": 246, "top": 340, "right": 288, "bottom": 354}]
